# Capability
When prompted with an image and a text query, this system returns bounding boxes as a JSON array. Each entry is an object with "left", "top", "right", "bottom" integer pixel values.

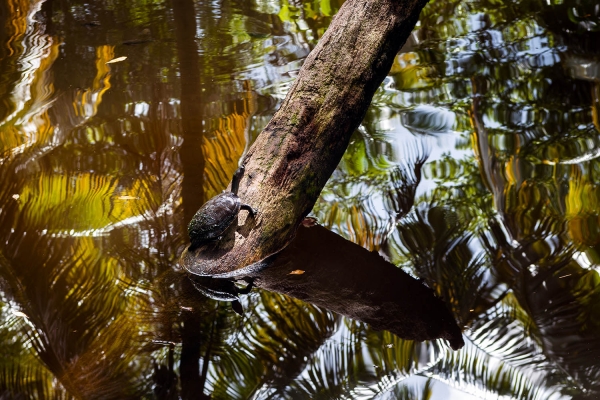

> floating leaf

[
  {"left": 288, "top": 270, "right": 305, "bottom": 275},
  {"left": 106, "top": 56, "right": 127, "bottom": 64}
]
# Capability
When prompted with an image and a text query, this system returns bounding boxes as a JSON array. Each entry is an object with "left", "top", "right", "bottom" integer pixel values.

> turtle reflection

[{"left": 188, "top": 275, "right": 254, "bottom": 316}]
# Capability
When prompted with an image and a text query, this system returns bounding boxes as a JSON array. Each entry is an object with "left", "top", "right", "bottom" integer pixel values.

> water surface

[{"left": 1, "top": 0, "right": 599, "bottom": 398}]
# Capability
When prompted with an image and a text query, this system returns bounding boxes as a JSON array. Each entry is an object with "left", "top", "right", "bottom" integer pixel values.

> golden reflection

[
  {"left": 3, "top": 0, "right": 29, "bottom": 57},
  {"left": 73, "top": 45, "right": 114, "bottom": 118},
  {"left": 16, "top": 172, "right": 158, "bottom": 231},
  {"left": 1, "top": 37, "right": 58, "bottom": 158},
  {"left": 315, "top": 196, "right": 391, "bottom": 251},
  {"left": 390, "top": 53, "right": 433, "bottom": 91},
  {"left": 202, "top": 83, "right": 256, "bottom": 197}
]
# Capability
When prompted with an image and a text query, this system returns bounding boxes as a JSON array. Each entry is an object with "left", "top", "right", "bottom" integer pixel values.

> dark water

[{"left": 1, "top": 0, "right": 600, "bottom": 398}]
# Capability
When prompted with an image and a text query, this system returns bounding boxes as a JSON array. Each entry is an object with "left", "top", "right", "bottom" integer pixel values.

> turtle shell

[{"left": 188, "top": 192, "right": 241, "bottom": 245}]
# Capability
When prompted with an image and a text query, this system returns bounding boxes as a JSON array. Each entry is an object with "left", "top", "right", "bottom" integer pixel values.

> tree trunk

[{"left": 181, "top": 0, "right": 429, "bottom": 275}]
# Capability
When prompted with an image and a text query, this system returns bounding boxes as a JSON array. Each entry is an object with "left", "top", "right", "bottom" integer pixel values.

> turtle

[
  {"left": 188, "top": 166, "right": 257, "bottom": 251},
  {"left": 189, "top": 275, "right": 254, "bottom": 315}
]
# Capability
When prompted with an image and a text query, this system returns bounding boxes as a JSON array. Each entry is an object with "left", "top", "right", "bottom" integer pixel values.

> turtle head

[{"left": 231, "top": 166, "right": 245, "bottom": 195}]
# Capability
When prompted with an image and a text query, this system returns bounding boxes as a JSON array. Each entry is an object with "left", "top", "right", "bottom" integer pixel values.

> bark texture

[{"left": 181, "top": 0, "right": 429, "bottom": 275}]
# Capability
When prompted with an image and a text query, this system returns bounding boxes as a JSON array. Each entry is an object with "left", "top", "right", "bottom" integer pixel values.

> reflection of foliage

[
  {"left": 0, "top": 233, "right": 151, "bottom": 398},
  {"left": 382, "top": 378, "right": 433, "bottom": 400},
  {"left": 0, "top": 289, "right": 60, "bottom": 397},
  {"left": 16, "top": 172, "right": 159, "bottom": 231},
  {"left": 428, "top": 343, "right": 542, "bottom": 400},
  {"left": 209, "top": 292, "right": 338, "bottom": 398},
  {"left": 391, "top": 204, "right": 502, "bottom": 325},
  {"left": 312, "top": 127, "right": 430, "bottom": 251},
  {"left": 318, "top": 0, "right": 600, "bottom": 396}
]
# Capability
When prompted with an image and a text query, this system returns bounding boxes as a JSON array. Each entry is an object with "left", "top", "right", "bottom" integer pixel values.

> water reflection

[
  {"left": 249, "top": 223, "right": 464, "bottom": 350},
  {"left": 1, "top": 0, "right": 599, "bottom": 398}
]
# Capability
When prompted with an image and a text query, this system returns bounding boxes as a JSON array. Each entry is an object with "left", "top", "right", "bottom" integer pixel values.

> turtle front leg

[{"left": 240, "top": 203, "right": 257, "bottom": 217}]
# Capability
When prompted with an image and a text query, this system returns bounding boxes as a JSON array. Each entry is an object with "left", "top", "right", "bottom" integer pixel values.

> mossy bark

[{"left": 181, "top": 0, "right": 429, "bottom": 275}]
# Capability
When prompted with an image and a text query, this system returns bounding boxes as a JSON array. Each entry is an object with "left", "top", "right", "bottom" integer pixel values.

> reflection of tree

[{"left": 171, "top": 1, "right": 208, "bottom": 396}]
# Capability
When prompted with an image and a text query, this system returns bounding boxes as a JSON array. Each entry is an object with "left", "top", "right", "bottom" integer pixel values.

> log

[{"left": 181, "top": 0, "right": 429, "bottom": 275}]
